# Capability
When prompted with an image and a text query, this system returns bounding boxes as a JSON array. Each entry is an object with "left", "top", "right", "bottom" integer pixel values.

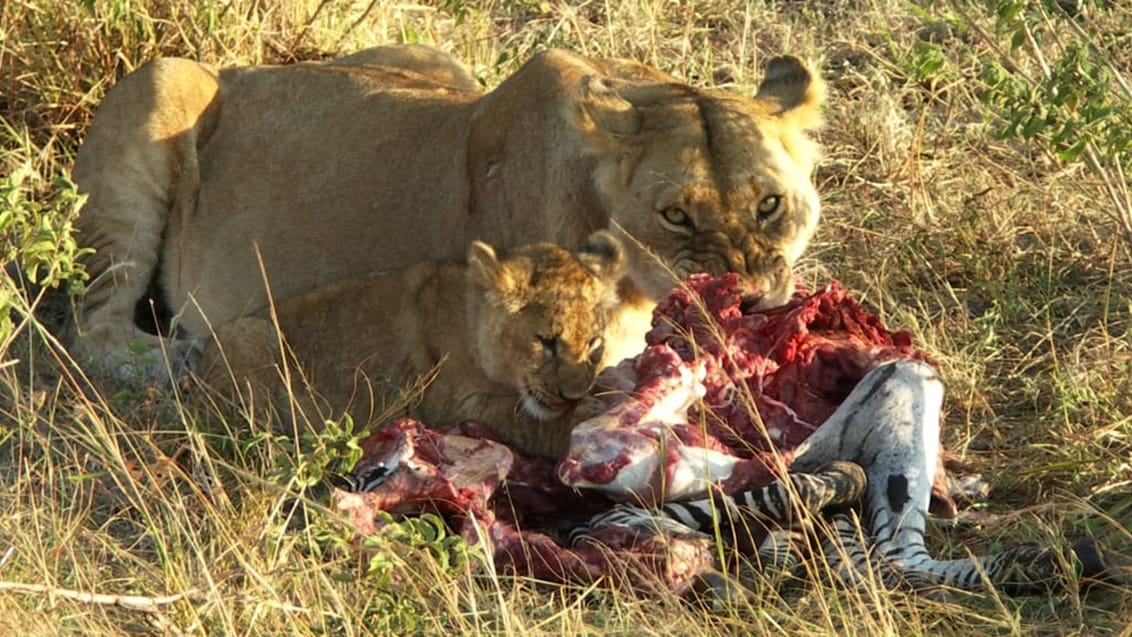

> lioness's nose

[
  {"left": 740, "top": 273, "right": 772, "bottom": 298},
  {"left": 738, "top": 251, "right": 789, "bottom": 290},
  {"left": 738, "top": 267, "right": 795, "bottom": 312},
  {"left": 726, "top": 248, "right": 748, "bottom": 275}
]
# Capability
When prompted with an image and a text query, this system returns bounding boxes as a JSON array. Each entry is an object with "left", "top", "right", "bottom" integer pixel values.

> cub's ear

[
  {"left": 468, "top": 240, "right": 526, "bottom": 312},
  {"left": 565, "top": 75, "right": 642, "bottom": 158},
  {"left": 468, "top": 240, "right": 500, "bottom": 284},
  {"left": 576, "top": 230, "right": 625, "bottom": 283},
  {"left": 755, "top": 56, "right": 825, "bottom": 131}
]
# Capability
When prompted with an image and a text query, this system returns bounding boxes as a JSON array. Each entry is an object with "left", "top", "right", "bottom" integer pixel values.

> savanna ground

[{"left": 2, "top": 0, "right": 1131, "bottom": 634}]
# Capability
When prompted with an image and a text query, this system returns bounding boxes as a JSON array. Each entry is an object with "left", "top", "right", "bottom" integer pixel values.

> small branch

[
  {"left": 947, "top": 0, "right": 1025, "bottom": 76},
  {"left": 331, "top": 0, "right": 384, "bottom": 54},
  {"left": 290, "top": 0, "right": 335, "bottom": 55},
  {"left": 1056, "top": 4, "right": 1132, "bottom": 101},
  {"left": 0, "top": 581, "right": 198, "bottom": 612},
  {"left": 1021, "top": 21, "right": 1051, "bottom": 81},
  {"left": 1083, "top": 143, "right": 1132, "bottom": 252}
]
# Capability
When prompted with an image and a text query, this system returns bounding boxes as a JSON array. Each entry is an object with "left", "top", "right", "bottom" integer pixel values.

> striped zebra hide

[{"left": 335, "top": 275, "right": 1108, "bottom": 597}]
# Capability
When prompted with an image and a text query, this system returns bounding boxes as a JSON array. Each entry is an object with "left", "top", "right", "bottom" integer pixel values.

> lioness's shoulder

[
  {"left": 518, "top": 49, "right": 676, "bottom": 85},
  {"left": 324, "top": 44, "right": 480, "bottom": 93}
]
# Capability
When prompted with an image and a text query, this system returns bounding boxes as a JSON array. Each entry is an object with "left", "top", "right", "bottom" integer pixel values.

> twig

[
  {"left": 1054, "top": 3, "right": 1132, "bottom": 101},
  {"left": 290, "top": 0, "right": 335, "bottom": 55},
  {"left": 947, "top": 0, "right": 1024, "bottom": 76},
  {"left": 1021, "top": 20, "right": 1051, "bottom": 81},
  {"left": 331, "top": 0, "right": 383, "bottom": 53},
  {"left": 0, "top": 581, "right": 198, "bottom": 612},
  {"left": 951, "top": 0, "right": 1132, "bottom": 257}
]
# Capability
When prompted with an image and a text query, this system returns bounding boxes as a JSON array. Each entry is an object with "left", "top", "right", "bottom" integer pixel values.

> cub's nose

[
  {"left": 558, "top": 387, "right": 586, "bottom": 404},
  {"left": 558, "top": 373, "right": 598, "bottom": 403}
]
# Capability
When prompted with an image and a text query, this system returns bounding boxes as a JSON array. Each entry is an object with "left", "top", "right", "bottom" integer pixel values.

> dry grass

[{"left": 2, "top": 0, "right": 1131, "bottom": 634}]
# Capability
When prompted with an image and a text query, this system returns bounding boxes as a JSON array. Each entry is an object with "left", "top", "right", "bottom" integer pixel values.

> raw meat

[
  {"left": 560, "top": 274, "right": 949, "bottom": 508},
  {"left": 337, "top": 276, "right": 952, "bottom": 590}
]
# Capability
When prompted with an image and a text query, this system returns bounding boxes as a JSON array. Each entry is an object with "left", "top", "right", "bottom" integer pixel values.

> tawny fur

[
  {"left": 69, "top": 44, "right": 825, "bottom": 379},
  {"left": 200, "top": 232, "right": 624, "bottom": 459}
]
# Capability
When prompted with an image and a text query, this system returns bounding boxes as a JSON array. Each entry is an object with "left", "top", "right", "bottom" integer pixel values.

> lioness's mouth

[{"left": 739, "top": 293, "right": 767, "bottom": 314}]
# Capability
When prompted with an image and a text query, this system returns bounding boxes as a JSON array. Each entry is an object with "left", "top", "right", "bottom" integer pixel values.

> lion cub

[{"left": 201, "top": 231, "right": 624, "bottom": 459}]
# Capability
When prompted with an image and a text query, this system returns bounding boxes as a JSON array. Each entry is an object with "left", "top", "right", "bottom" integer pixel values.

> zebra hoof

[
  {"left": 689, "top": 569, "right": 746, "bottom": 610},
  {"left": 1072, "top": 537, "right": 1108, "bottom": 583}
]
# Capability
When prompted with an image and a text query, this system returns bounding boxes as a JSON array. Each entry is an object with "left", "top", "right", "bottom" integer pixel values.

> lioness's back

[
  {"left": 69, "top": 45, "right": 825, "bottom": 384},
  {"left": 168, "top": 62, "right": 482, "bottom": 336}
]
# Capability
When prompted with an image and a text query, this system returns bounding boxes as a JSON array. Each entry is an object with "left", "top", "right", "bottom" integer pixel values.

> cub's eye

[
  {"left": 587, "top": 336, "right": 605, "bottom": 363},
  {"left": 538, "top": 335, "right": 558, "bottom": 358},
  {"left": 659, "top": 206, "right": 693, "bottom": 229},
  {"left": 755, "top": 194, "right": 782, "bottom": 221}
]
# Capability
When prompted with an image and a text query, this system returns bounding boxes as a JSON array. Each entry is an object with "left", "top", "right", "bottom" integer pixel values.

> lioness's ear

[
  {"left": 566, "top": 75, "right": 642, "bottom": 157},
  {"left": 755, "top": 56, "right": 825, "bottom": 131}
]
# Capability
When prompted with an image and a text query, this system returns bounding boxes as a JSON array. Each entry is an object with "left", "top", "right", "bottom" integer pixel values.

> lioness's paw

[{"left": 70, "top": 330, "right": 198, "bottom": 386}]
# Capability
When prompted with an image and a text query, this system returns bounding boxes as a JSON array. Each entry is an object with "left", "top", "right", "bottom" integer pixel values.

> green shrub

[
  {"left": 0, "top": 162, "right": 89, "bottom": 350},
  {"left": 973, "top": 0, "right": 1132, "bottom": 249}
]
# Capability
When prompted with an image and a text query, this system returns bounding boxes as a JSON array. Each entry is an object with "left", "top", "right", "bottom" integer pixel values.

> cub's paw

[{"left": 571, "top": 395, "right": 608, "bottom": 422}]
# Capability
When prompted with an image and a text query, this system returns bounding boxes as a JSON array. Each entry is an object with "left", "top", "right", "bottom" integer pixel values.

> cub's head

[
  {"left": 466, "top": 231, "right": 624, "bottom": 421},
  {"left": 569, "top": 56, "right": 825, "bottom": 309}
]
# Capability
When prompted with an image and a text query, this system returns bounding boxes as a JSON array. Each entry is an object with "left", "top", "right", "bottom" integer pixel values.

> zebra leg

[
  {"left": 745, "top": 462, "right": 867, "bottom": 577},
  {"left": 786, "top": 359, "right": 942, "bottom": 589},
  {"left": 790, "top": 359, "right": 1099, "bottom": 594},
  {"left": 694, "top": 461, "right": 867, "bottom": 586},
  {"left": 661, "top": 461, "right": 866, "bottom": 556},
  {"left": 571, "top": 462, "right": 868, "bottom": 586}
]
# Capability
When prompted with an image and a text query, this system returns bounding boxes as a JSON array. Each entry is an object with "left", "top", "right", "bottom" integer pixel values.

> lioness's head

[
  {"left": 570, "top": 56, "right": 825, "bottom": 309},
  {"left": 466, "top": 231, "right": 624, "bottom": 421}
]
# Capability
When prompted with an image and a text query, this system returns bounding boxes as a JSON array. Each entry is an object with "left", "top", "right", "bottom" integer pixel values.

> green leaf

[
  {"left": 1058, "top": 137, "right": 1089, "bottom": 162},
  {"left": 1010, "top": 29, "right": 1027, "bottom": 51}
]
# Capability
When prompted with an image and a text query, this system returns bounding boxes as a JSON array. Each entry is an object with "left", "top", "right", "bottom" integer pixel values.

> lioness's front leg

[
  {"left": 196, "top": 316, "right": 281, "bottom": 394},
  {"left": 69, "top": 58, "right": 221, "bottom": 380}
]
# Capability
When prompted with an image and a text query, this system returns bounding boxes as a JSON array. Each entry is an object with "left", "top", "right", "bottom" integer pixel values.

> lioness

[
  {"left": 68, "top": 44, "right": 825, "bottom": 379},
  {"left": 202, "top": 232, "right": 623, "bottom": 459}
]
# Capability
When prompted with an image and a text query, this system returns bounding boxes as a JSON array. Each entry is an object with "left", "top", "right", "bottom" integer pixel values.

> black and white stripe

[
  {"left": 570, "top": 361, "right": 1101, "bottom": 595},
  {"left": 570, "top": 460, "right": 867, "bottom": 574}
]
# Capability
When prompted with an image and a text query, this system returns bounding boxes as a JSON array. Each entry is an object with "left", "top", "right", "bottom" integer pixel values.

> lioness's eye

[
  {"left": 660, "top": 206, "right": 693, "bottom": 228},
  {"left": 587, "top": 336, "right": 605, "bottom": 363},
  {"left": 756, "top": 195, "right": 782, "bottom": 221}
]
